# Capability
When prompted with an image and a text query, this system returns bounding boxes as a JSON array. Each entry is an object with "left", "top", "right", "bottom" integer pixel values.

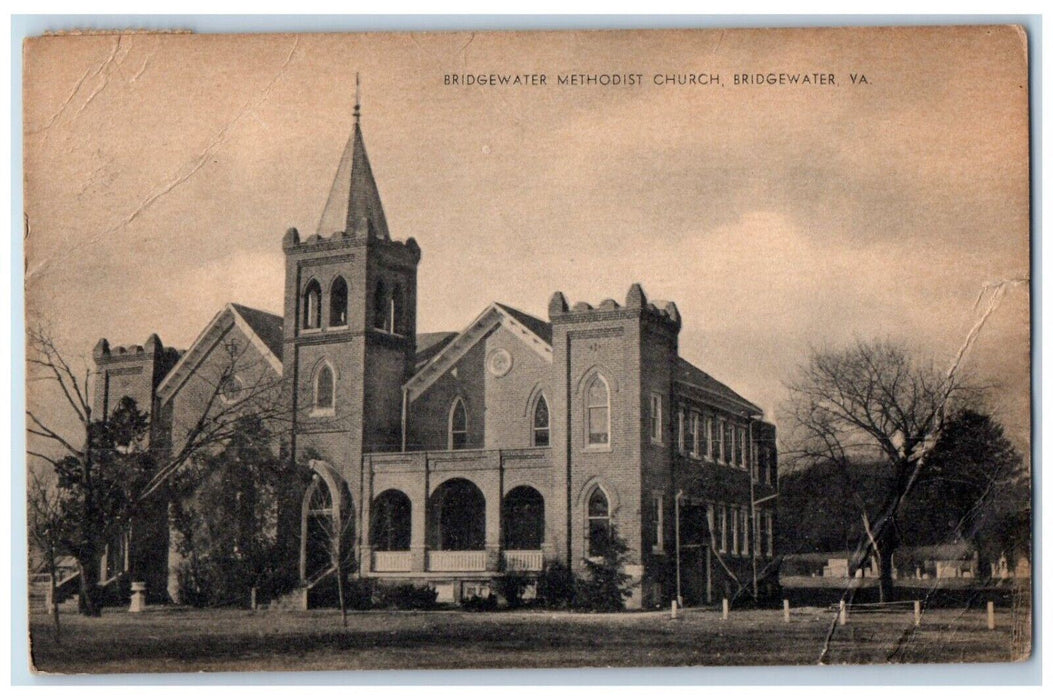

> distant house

[{"left": 897, "top": 543, "right": 979, "bottom": 579}]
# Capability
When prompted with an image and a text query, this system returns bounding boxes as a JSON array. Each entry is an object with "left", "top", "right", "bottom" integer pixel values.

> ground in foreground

[{"left": 29, "top": 605, "right": 1028, "bottom": 674}]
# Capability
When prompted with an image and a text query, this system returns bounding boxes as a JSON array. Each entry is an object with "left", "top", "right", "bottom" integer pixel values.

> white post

[
  {"left": 783, "top": 599, "right": 790, "bottom": 623},
  {"left": 671, "top": 600, "right": 678, "bottom": 619},
  {"left": 987, "top": 601, "right": 995, "bottom": 630},
  {"left": 251, "top": 587, "right": 258, "bottom": 611},
  {"left": 129, "top": 581, "right": 147, "bottom": 613},
  {"left": 722, "top": 598, "right": 729, "bottom": 620},
  {"left": 913, "top": 600, "right": 921, "bottom": 627},
  {"left": 838, "top": 600, "right": 847, "bottom": 626}
]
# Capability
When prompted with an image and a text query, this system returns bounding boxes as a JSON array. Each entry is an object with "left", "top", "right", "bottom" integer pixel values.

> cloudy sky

[{"left": 24, "top": 27, "right": 1030, "bottom": 452}]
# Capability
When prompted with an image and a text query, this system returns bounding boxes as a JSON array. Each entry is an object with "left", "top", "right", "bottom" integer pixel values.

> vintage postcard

[{"left": 23, "top": 26, "right": 1031, "bottom": 673}]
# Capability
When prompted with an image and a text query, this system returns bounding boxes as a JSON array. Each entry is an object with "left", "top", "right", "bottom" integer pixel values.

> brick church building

[{"left": 90, "top": 99, "right": 778, "bottom": 609}]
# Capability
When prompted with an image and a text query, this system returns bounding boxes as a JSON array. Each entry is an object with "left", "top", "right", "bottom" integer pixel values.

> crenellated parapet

[
  {"left": 91, "top": 333, "right": 182, "bottom": 421},
  {"left": 547, "top": 282, "right": 682, "bottom": 332}
]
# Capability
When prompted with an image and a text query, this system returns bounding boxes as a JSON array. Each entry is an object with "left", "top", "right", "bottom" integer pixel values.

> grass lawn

[{"left": 29, "top": 604, "right": 1029, "bottom": 674}]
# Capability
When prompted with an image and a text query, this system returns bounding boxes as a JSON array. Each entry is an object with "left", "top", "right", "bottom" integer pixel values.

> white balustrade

[
  {"left": 372, "top": 551, "right": 412, "bottom": 572},
  {"left": 502, "top": 550, "right": 544, "bottom": 571},
  {"left": 427, "top": 550, "right": 487, "bottom": 571}
]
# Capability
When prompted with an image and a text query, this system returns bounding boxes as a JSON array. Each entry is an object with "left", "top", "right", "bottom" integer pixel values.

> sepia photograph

[{"left": 21, "top": 24, "right": 1032, "bottom": 674}]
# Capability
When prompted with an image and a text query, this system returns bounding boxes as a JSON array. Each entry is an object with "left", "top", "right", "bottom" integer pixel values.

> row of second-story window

[
  {"left": 649, "top": 393, "right": 777, "bottom": 485},
  {"left": 647, "top": 495, "right": 775, "bottom": 558},
  {"left": 447, "top": 394, "right": 552, "bottom": 450},
  {"left": 713, "top": 503, "right": 775, "bottom": 558},
  {"left": 300, "top": 276, "right": 406, "bottom": 335}
]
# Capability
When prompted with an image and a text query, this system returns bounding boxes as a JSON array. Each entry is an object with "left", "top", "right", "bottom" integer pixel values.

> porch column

[
  {"left": 484, "top": 452, "right": 502, "bottom": 571},
  {"left": 359, "top": 459, "right": 374, "bottom": 576},
  {"left": 410, "top": 453, "right": 428, "bottom": 572}
]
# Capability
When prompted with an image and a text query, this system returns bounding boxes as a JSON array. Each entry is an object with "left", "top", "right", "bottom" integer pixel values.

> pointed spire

[
  {"left": 315, "top": 74, "right": 390, "bottom": 240},
  {"left": 354, "top": 72, "right": 361, "bottom": 124}
]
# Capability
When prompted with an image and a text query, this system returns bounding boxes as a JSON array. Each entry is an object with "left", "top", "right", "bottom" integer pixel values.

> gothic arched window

[
  {"left": 586, "top": 487, "right": 611, "bottom": 557},
  {"left": 390, "top": 283, "right": 403, "bottom": 335},
  {"left": 532, "top": 394, "right": 550, "bottom": 447},
  {"left": 373, "top": 279, "right": 387, "bottom": 331},
  {"left": 449, "top": 397, "right": 468, "bottom": 450},
  {"left": 302, "top": 279, "right": 322, "bottom": 330},
  {"left": 585, "top": 375, "right": 610, "bottom": 447},
  {"left": 329, "top": 276, "right": 348, "bottom": 327},
  {"left": 315, "top": 363, "right": 335, "bottom": 411}
]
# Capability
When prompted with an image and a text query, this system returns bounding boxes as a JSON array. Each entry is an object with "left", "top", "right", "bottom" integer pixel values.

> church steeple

[{"left": 316, "top": 75, "right": 390, "bottom": 240}]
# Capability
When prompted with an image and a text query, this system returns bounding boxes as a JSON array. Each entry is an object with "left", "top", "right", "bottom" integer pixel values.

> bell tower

[{"left": 282, "top": 83, "right": 421, "bottom": 488}]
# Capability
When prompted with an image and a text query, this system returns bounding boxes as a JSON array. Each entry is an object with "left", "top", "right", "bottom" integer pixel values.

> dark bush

[
  {"left": 536, "top": 562, "right": 578, "bottom": 609},
  {"left": 575, "top": 526, "right": 633, "bottom": 612},
  {"left": 374, "top": 582, "right": 438, "bottom": 610},
  {"left": 494, "top": 572, "right": 531, "bottom": 608},
  {"left": 344, "top": 578, "right": 376, "bottom": 610},
  {"left": 461, "top": 593, "right": 498, "bottom": 612}
]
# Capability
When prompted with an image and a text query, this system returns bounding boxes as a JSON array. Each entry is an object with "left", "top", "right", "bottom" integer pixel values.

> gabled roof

[
  {"left": 316, "top": 116, "right": 390, "bottom": 240},
  {"left": 230, "top": 303, "right": 284, "bottom": 361},
  {"left": 405, "top": 302, "right": 553, "bottom": 402},
  {"left": 675, "top": 357, "right": 763, "bottom": 416},
  {"left": 494, "top": 303, "right": 552, "bottom": 345},
  {"left": 415, "top": 332, "right": 457, "bottom": 371},
  {"left": 156, "top": 303, "right": 283, "bottom": 403}
]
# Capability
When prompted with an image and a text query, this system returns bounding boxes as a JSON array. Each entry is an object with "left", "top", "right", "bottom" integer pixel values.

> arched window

[
  {"left": 587, "top": 487, "right": 611, "bottom": 557},
  {"left": 329, "top": 276, "right": 348, "bottom": 327},
  {"left": 315, "top": 363, "right": 335, "bottom": 410},
  {"left": 585, "top": 375, "right": 610, "bottom": 446},
  {"left": 449, "top": 398, "right": 468, "bottom": 450},
  {"left": 532, "top": 394, "right": 550, "bottom": 447},
  {"left": 372, "top": 279, "right": 387, "bottom": 330},
  {"left": 390, "top": 283, "right": 403, "bottom": 335},
  {"left": 302, "top": 279, "right": 322, "bottom": 330}
]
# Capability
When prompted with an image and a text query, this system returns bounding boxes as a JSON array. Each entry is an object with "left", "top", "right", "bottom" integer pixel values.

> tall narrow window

[
  {"left": 650, "top": 393, "right": 662, "bottom": 444},
  {"left": 372, "top": 279, "right": 387, "bottom": 330},
  {"left": 704, "top": 416, "right": 713, "bottom": 459},
  {"left": 652, "top": 494, "right": 664, "bottom": 552},
  {"left": 532, "top": 394, "right": 550, "bottom": 447},
  {"left": 302, "top": 279, "right": 322, "bottom": 330},
  {"left": 315, "top": 364, "right": 334, "bottom": 410},
  {"left": 731, "top": 506, "right": 739, "bottom": 555},
  {"left": 676, "top": 409, "right": 686, "bottom": 454},
  {"left": 741, "top": 508, "right": 750, "bottom": 555},
  {"left": 586, "top": 376, "right": 610, "bottom": 446},
  {"left": 717, "top": 419, "right": 727, "bottom": 462},
  {"left": 736, "top": 427, "right": 745, "bottom": 468},
  {"left": 587, "top": 488, "right": 611, "bottom": 557},
  {"left": 449, "top": 398, "right": 468, "bottom": 450},
  {"left": 329, "top": 276, "right": 348, "bottom": 327},
  {"left": 690, "top": 412, "right": 701, "bottom": 457},
  {"left": 719, "top": 505, "right": 728, "bottom": 553},
  {"left": 390, "top": 283, "right": 403, "bottom": 334},
  {"left": 685, "top": 411, "right": 696, "bottom": 457}
]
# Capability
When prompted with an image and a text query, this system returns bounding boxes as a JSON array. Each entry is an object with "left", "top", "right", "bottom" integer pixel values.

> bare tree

[
  {"left": 28, "top": 470, "right": 64, "bottom": 642},
  {"left": 784, "top": 339, "right": 974, "bottom": 601},
  {"left": 26, "top": 323, "right": 289, "bottom": 615}
]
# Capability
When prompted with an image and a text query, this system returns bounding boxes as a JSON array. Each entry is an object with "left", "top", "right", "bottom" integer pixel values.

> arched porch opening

[
  {"left": 299, "top": 467, "right": 354, "bottom": 585},
  {"left": 370, "top": 489, "right": 411, "bottom": 551},
  {"left": 502, "top": 486, "right": 545, "bottom": 550},
  {"left": 428, "top": 478, "right": 485, "bottom": 551}
]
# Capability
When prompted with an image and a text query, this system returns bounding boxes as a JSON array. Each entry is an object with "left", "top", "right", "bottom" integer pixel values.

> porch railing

[
  {"left": 502, "top": 550, "right": 544, "bottom": 572},
  {"left": 372, "top": 551, "right": 412, "bottom": 572},
  {"left": 427, "top": 550, "right": 487, "bottom": 572}
]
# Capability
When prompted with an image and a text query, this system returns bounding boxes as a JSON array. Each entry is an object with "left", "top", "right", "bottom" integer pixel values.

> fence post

[
  {"left": 838, "top": 600, "right": 847, "bottom": 626},
  {"left": 783, "top": 599, "right": 790, "bottom": 623},
  {"left": 913, "top": 600, "right": 921, "bottom": 627},
  {"left": 251, "top": 587, "right": 257, "bottom": 611},
  {"left": 987, "top": 601, "right": 996, "bottom": 630},
  {"left": 671, "top": 600, "right": 678, "bottom": 619},
  {"left": 722, "top": 598, "right": 729, "bottom": 620}
]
